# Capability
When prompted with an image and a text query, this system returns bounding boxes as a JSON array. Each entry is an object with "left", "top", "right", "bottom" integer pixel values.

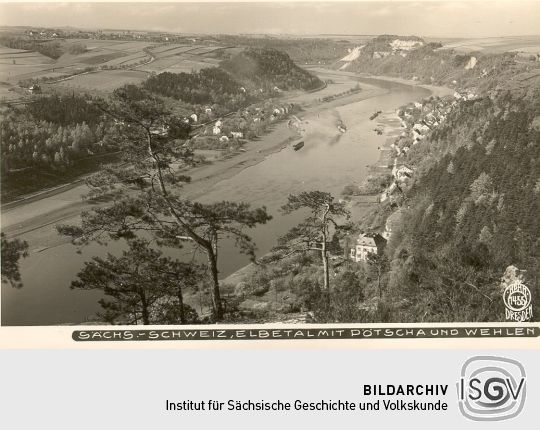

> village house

[
  {"left": 190, "top": 113, "right": 198, "bottom": 123},
  {"left": 350, "top": 233, "right": 387, "bottom": 262},
  {"left": 212, "top": 126, "right": 221, "bottom": 135},
  {"left": 230, "top": 131, "right": 243, "bottom": 139},
  {"left": 28, "top": 84, "right": 41, "bottom": 94},
  {"left": 380, "top": 181, "right": 402, "bottom": 203},
  {"left": 412, "top": 123, "right": 430, "bottom": 142},
  {"left": 392, "top": 163, "right": 413, "bottom": 182},
  {"left": 413, "top": 123, "right": 430, "bottom": 134}
]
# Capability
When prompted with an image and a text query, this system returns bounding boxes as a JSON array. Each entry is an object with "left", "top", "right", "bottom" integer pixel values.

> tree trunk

[
  {"left": 177, "top": 286, "right": 185, "bottom": 324},
  {"left": 147, "top": 129, "right": 224, "bottom": 320},
  {"left": 321, "top": 205, "right": 330, "bottom": 293},
  {"left": 206, "top": 245, "right": 223, "bottom": 321},
  {"left": 378, "top": 269, "right": 382, "bottom": 299},
  {"left": 321, "top": 241, "right": 330, "bottom": 291},
  {"left": 140, "top": 290, "right": 150, "bottom": 325}
]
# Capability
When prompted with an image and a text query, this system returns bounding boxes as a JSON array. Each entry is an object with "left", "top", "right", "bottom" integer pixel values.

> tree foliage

[
  {"left": 58, "top": 85, "right": 271, "bottom": 321},
  {"left": 1, "top": 233, "right": 29, "bottom": 288},
  {"left": 72, "top": 239, "right": 201, "bottom": 324}
]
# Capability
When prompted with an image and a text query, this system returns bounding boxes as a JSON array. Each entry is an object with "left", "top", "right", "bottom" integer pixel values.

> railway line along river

[{"left": 1, "top": 69, "right": 438, "bottom": 325}]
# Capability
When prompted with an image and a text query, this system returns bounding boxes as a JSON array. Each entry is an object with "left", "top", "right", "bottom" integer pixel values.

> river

[{"left": 1, "top": 72, "right": 431, "bottom": 325}]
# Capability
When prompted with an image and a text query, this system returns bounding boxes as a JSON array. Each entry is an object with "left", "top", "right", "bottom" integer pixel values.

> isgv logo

[{"left": 457, "top": 356, "right": 526, "bottom": 421}]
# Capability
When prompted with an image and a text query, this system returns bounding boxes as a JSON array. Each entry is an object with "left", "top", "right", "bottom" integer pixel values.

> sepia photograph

[{"left": 0, "top": 0, "right": 538, "bottom": 328}]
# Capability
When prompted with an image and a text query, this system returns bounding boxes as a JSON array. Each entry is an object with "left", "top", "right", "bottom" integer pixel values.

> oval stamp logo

[{"left": 503, "top": 280, "right": 532, "bottom": 322}]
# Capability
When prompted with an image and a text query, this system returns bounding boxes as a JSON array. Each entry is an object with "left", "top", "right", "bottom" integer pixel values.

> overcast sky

[{"left": 1, "top": 1, "right": 539, "bottom": 37}]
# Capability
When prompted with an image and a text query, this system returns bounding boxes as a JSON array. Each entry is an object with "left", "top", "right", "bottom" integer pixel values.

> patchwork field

[
  {"left": 0, "top": 48, "right": 54, "bottom": 69},
  {"left": 151, "top": 44, "right": 197, "bottom": 55},
  {"left": 0, "top": 38, "right": 227, "bottom": 100}
]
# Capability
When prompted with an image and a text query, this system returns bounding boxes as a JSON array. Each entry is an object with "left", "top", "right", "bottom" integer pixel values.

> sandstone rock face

[{"left": 465, "top": 56, "right": 477, "bottom": 70}]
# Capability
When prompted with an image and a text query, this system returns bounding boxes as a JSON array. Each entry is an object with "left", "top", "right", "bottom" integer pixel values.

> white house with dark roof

[{"left": 350, "top": 233, "right": 386, "bottom": 262}]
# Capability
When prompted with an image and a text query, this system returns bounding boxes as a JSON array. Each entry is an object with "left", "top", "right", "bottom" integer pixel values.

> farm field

[
  {"left": 161, "top": 59, "right": 217, "bottom": 74},
  {"left": 50, "top": 69, "right": 148, "bottom": 94},
  {"left": 151, "top": 44, "right": 198, "bottom": 55},
  {"left": 103, "top": 51, "right": 147, "bottom": 65},
  {"left": 140, "top": 54, "right": 218, "bottom": 73},
  {"left": 0, "top": 47, "right": 54, "bottom": 68},
  {"left": 511, "top": 45, "right": 540, "bottom": 54},
  {"left": 441, "top": 36, "right": 540, "bottom": 54},
  {"left": 0, "top": 47, "right": 58, "bottom": 98},
  {"left": 0, "top": 38, "right": 229, "bottom": 100}
]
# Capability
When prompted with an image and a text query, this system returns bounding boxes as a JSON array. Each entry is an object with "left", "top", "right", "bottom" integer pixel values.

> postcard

[{"left": 0, "top": 0, "right": 538, "bottom": 349}]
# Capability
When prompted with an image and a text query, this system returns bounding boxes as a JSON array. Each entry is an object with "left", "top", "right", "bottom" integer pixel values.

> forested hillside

[
  {"left": 221, "top": 48, "right": 324, "bottom": 91},
  {"left": 144, "top": 48, "right": 322, "bottom": 109},
  {"left": 1, "top": 95, "right": 114, "bottom": 173},
  {"left": 341, "top": 35, "right": 540, "bottom": 92},
  {"left": 144, "top": 68, "right": 249, "bottom": 109},
  {"left": 0, "top": 94, "right": 119, "bottom": 200},
  {"left": 376, "top": 86, "right": 540, "bottom": 322}
]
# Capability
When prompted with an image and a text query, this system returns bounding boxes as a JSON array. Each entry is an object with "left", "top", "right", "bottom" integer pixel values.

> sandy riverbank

[
  {"left": 306, "top": 67, "right": 454, "bottom": 98},
  {"left": 356, "top": 73, "right": 454, "bottom": 98},
  {"left": 181, "top": 84, "right": 386, "bottom": 201}
]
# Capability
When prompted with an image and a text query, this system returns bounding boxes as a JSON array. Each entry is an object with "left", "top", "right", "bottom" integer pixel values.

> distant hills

[{"left": 335, "top": 34, "right": 540, "bottom": 94}]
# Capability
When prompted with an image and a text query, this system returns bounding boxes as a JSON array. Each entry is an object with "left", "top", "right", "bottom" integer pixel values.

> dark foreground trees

[
  {"left": 58, "top": 85, "right": 271, "bottom": 321},
  {"left": 1, "top": 233, "right": 29, "bottom": 288},
  {"left": 72, "top": 239, "right": 200, "bottom": 325}
]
